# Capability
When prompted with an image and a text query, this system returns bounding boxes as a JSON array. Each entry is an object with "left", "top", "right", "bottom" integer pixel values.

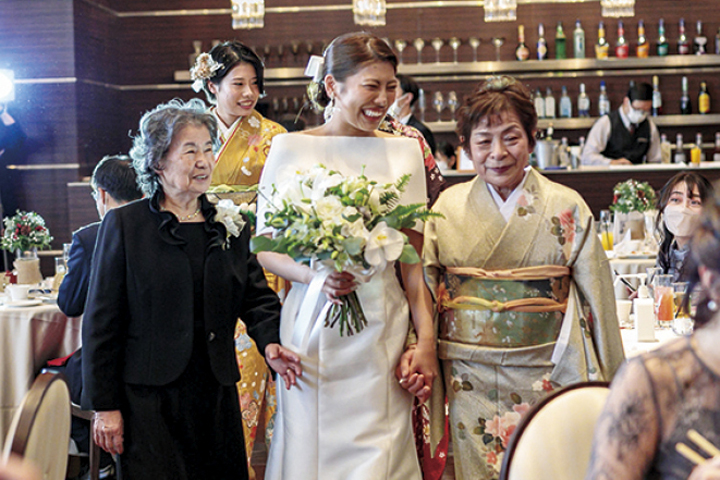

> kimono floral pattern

[{"left": 446, "top": 362, "right": 555, "bottom": 479}]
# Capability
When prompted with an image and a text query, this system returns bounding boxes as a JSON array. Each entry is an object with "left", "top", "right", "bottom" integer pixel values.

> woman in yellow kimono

[
  {"left": 191, "top": 41, "right": 286, "bottom": 478},
  {"left": 422, "top": 76, "right": 625, "bottom": 480}
]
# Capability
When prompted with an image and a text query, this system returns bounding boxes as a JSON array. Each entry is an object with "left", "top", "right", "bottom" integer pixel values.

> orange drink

[
  {"left": 656, "top": 287, "right": 674, "bottom": 325},
  {"left": 601, "top": 232, "right": 614, "bottom": 251}
]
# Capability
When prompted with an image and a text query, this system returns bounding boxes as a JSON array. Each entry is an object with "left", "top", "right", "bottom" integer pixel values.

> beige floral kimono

[
  {"left": 423, "top": 169, "right": 625, "bottom": 480},
  {"left": 210, "top": 108, "right": 286, "bottom": 478}
]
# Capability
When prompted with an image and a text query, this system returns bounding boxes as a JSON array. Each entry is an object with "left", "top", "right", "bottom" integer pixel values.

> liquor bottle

[
  {"left": 537, "top": 23, "right": 548, "bottom": 60},
  {"left": 534, "top": 89, "right": 545, "bottom": 118},
  {"left": 598, "top": 81, "right": 611, "bottom": 116},
  {"left": 652, "top": 75, "right": 662, "bottom": 116},
  {"left": 713, "top": 133, "right": 720, "bottom": 162},
  {"left": 636, "top": 20, "right": 649, "bottom": 58},
  {"left": 577, "top": 83, "right": 590, "bottom": 117},
  {"left": 559, "top": 86, "right": 572, "bottom": 118},
  {"left": 545, "top": 87, "right": 556, "bottom": 119},
  {"left": 596, "top": 21, "right": 609, "bottom": 59},
  {"left": 694, "top": 20, "right": 708, "bottom": 55},
  {"left": 615, "top": 20, "right": 629, "bottom": 58},
  {"left": 699, "top": 81, "right": 711, "bottom": 114},
  {"left": 656, "top": 18, "right": 669, "bottom": 56},
  {"left": 695, "top": 133, "right": 706, "bottom": 162},
  {"left": 545, "top": 123, "right": 554, "bottom": 141},
  {"left": 660, "top": 133, "right": 672, "bottom": 163},
  {"left": 678, "top": 18, "right": 691, "bottom": 55},
  {"left": 555, "top": 22, "right": 567, "bottom": 59},
  {"left": 680, "top": 76, "right": 692, "bottom": 114},
  {"left": 558, "top": 137, "right": 571, "bottom": 167},
  {"left": 674, "top": 134, "right": 686, "bottom": 164},
  {"left": 573, "top": 20, "right": 585, "bottom": 58},
  {"left": 515, "top": 25, "right": 530, "bottom": 61}
]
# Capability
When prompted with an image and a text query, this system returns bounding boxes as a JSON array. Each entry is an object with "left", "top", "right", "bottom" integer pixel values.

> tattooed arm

[{"left": 585, "top": 357, "right": 660, "bottom": 480}]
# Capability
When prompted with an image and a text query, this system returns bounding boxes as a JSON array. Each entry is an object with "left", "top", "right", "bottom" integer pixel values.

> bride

[{"left": 257, "top": 32, "right": 438, "bottom": 479}]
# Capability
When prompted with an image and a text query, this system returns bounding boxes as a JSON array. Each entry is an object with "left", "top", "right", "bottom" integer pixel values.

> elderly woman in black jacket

[{"left": 81, "top": 98, "right": 300, "bottom": 480}]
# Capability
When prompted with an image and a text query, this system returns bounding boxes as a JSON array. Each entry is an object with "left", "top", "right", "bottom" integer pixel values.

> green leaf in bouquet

[
  {"left": 398, "top": 244, "right": 420, "bottom": 264},
  {"left": 343, "top": 236, "right": 365, "bottom": 256},
  {"left": 249, "top": 235, "right": 274, "bottom": 254}
]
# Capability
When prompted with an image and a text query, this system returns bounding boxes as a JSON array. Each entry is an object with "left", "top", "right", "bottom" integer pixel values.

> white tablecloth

[
  {"left": 620, "top": 327, "right": 681, "bottom": 358},
  {"left": 0, "top": 302, "right": 81, "bottom": 439}
]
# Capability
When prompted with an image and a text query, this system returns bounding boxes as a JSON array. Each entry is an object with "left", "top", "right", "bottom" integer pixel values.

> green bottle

[{"left": 555, "top": 21, "right": 567, "bottom": 59}]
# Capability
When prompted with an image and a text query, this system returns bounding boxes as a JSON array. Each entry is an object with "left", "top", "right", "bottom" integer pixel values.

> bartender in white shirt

[{"left": 581, "top": 82, "right": 661, "bottom": 166}]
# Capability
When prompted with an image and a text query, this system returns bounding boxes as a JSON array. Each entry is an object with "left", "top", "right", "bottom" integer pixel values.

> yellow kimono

[
  {"left": 211, "top": 108, "right": 286, "bottom": 478},
  {"left": 211, "top": 109, "right": 286, "bottom": 187}
]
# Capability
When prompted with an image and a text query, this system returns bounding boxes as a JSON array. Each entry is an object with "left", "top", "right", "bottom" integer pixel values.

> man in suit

[
  {"left": 56, "top": 155, "right": 142, "bottom": 478},
  {"left": 389, "top": 74, "right": 437, "bottom": 154}
]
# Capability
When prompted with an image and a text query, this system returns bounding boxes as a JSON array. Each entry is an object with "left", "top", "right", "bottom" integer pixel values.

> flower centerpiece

[
  {"left": 1, "top": 210, "right": 53, "bottom": 284},
  {"left": 251, "top": 164, "right": 442, "bottom": 336},
  {"left": 1, "top": 210, "right": 53, "bottom": 254},
  {"left": 609, "top": 179, "right": 656, "bottom": 214},
  {"left": 609, "top": 179, "right": 657, "bottom": 247}
]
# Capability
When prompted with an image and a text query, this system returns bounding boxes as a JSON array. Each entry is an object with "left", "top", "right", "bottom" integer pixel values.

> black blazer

[
  {"left": 81, "top": 194, "right": 281, "bottom": 411},
  {"left": 58, "top": 222, "right": 99, "bottom": 317},
  {"left": 407, "top": 114, "right": 437, "bottom": 155}
]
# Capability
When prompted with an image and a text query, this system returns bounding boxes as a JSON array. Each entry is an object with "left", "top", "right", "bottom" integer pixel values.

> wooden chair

[
  {"left": 2, "top": 373, "right": 71, "bottom": 480},
  {"left": 499, "top": 381, "right": 610, "bottom": 480},
  {"left": 69, "top": 404, "right": 101, "bottom": 480}
]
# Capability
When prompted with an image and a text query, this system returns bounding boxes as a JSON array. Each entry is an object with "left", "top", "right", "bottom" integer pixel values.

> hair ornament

[
  {"left": 190, "top": 53, "right": 224, "bottom": 93},
  {"left": 304, "top": 55, "right": 325, "bottom": 83}
]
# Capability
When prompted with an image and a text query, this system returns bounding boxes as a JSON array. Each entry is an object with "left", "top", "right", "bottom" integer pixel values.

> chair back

[
  {"left": 2, "top": 373, "right": 71, "bottom": 480},
  {"left": 499, "top": 381, "right": 610, "bottom": 480}
]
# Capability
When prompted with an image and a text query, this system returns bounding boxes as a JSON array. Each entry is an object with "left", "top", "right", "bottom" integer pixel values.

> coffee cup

[{"left": 7, "top": 284, "right": 31, "bottom": 302}]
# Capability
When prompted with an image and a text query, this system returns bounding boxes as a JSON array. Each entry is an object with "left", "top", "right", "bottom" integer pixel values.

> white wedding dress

[{"left": 258, "top": 134, "right": 426, "bottom": 480}]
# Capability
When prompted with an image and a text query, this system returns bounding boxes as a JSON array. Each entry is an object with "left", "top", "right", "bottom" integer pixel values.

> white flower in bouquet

[{"left": 364, "top": 222, "right": 405, "bottom": 271}]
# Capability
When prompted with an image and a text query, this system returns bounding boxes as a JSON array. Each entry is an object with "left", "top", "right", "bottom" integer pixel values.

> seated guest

[
  {"left": 435, "top": 141, "right": 457, "bottom": 172},
  {"left": 81, "top": 98, "right": 299, "bottom": 480},
  {"left": 586, "top": 187, "right": 720, "bottom": 480},
  {"left": 59, "top": 155, "right": 143, "bottom": 317},
  {"left": 390, "top": 74, "right": 437, "bottom": 154},
  {"left": 56, "top": 154, "right": 142, "bottom": 478},
  {"left": 655, "top": 171, "right": 713, "bottom": 282},
  {"left": 581, "top": 83, "right": 661, "bottom": 166}
]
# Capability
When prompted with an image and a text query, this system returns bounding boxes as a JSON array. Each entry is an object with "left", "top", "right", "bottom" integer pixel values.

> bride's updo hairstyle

[
  {"left": 201, "top": 41, "right": 265, "bottom": 104},
  {"left": 307, "top": 32, "right": 397, "bottom": 112},
  {"left": 686, "top": 186, "right": 720, "bottom": 327}
]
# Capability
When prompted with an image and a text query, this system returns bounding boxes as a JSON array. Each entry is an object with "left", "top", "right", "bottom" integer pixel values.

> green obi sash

[{"left": 439, "top": 266, "right": 570, "bottom": 348}]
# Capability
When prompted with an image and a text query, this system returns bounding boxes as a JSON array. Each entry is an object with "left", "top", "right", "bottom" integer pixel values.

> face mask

[
  {"left": 387, "top": 100, "right": 402, "bottom": 119},
  {"left": 627, "top": 106, "right": 648, "bottom": 124},
  {"left": 436, "top": 160, "right": 449, "bottom": 171},
  {"left": 663, "top": 204, "right": 700, "bottom": 237}
]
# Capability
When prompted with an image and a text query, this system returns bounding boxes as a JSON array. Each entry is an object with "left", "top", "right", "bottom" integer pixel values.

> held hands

[
  {"left": 266, "top": 343, "right": 303, "bottom": 390},
  {"left": 395, "top": 339, "right": 439, "bottom": 404},
  {"left": 93, "top": 410, "right": 124, "bottom": 455}
]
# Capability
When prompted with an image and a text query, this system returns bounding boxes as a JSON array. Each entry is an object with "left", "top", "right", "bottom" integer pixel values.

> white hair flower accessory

[
  {"left": 190, "top": 53, "right": 224, "bottom": 93},
  {"left": 215, "top": 199, "right": 246, "bottom": 249}
]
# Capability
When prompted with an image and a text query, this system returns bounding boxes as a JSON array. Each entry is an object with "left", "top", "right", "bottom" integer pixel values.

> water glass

[
  {"left": 54, "top": 257, "right": 67, "bottom": 276},
  {"left": 63, "top": 243, "right": 72, "bottom": 264}
]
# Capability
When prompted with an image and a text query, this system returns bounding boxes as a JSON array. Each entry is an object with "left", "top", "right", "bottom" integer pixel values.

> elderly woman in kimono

[
  {"left": 423, "top": 76, "right": 625, "bottom": 480},
  {"left": 190, "top": 41, "right": 286, "bottom": 476}
]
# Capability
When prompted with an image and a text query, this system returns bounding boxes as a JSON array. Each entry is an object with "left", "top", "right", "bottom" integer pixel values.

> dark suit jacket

[
  {"left": 58, "top": 222, "right": 99, "bottom": 317},
  {"left": 407, "top": 114, "right": 437, "bottom": 155},
  {"left": 81, "top": 194, "right": 281, "bottom": 411}
]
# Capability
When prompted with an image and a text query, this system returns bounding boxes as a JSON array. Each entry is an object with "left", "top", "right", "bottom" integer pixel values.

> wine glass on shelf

[
  {"left": 277, "top": 44, "right": 285, "bottom": 66},
  {"left": 433, "top": 91, "right": 445, "bottom": 122},
  {"left": 447, "top": 91, "right": 459, "bottom": 118},
  {"left": 449, "top": 37, "right": 461, "bottom": 63},
  {"left": 469, "top": 37, "right": 481, "bottom": 62},
  {"left": 431, "top": 38, "right": 444, "bottom": 63},
  {"left": 306, "top": 41, "right": 314, "bottom": 60},
  {"left": 290, "top": 40, "right": 300, "bottom": 64},
  {"left": 394, "top": 39, "right": 407, "bottom": 64},
  {"left": 413, "top": 38, "right": 425, "bottom": 64},
  {"left": 491, "top": 37, "right": 505, "bottom": 61},
  {"left": 263, "top": 44, "right": 272, "bottom": 64}
]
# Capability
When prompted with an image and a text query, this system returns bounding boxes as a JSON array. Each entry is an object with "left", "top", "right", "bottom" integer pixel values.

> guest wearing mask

[
  {"left": 389, "top": 74, "right": 436, "bottom": 154},
  {"left": 581, "top": 83, "right": 661, "bottom": 166},
  {"left": 655, "top": 172, "right": 714, "bottom": 282}
]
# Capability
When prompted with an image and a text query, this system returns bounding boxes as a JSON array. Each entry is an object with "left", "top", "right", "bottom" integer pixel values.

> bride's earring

[{"left": 324, "top": 96, "right": 339, "bottom": 122}]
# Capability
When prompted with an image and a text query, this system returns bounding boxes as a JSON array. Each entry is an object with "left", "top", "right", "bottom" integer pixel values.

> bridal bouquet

[{"left": 251, "top": 164, "right": 441, "bottom": 336}]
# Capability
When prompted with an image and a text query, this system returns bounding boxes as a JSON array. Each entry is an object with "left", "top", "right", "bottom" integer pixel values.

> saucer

[{"left": 4, "top": 299, "right": 42, "bottom": 308}]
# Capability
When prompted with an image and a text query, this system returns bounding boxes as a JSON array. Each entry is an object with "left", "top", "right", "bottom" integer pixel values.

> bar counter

[{"left": 444, "top": 163, "right": 720, "bottom": 217}]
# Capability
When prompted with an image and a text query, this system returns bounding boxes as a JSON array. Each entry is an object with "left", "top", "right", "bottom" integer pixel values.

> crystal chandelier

[
  {"left": 484, "top": 0, "right": 517, "bottom": 22},
  {"left": 600, "top": 0, "right": 635, "bottom": 18},
  {"left": 231, "top": 0, "right": 265, "bottom": 29},
  {"left": 353, "top": 0, "right": 387, "bottom": 27}
]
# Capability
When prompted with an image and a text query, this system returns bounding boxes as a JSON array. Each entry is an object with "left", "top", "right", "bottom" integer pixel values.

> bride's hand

[
  {"left": 320, "top": 270, "right": 357, "bottom": 305},
  {"left": 395, "top": 343, "right": 438, "bottom": 403}
]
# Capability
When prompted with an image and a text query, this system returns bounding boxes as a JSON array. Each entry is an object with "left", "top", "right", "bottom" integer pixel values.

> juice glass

[{"left": 654, "top": 274, "right": 674, "bottom": 327}]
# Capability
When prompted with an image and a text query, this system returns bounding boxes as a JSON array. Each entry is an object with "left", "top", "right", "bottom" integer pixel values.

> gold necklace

[{"left": 160, "top": 205, "right": 201, "bottom": 222}]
